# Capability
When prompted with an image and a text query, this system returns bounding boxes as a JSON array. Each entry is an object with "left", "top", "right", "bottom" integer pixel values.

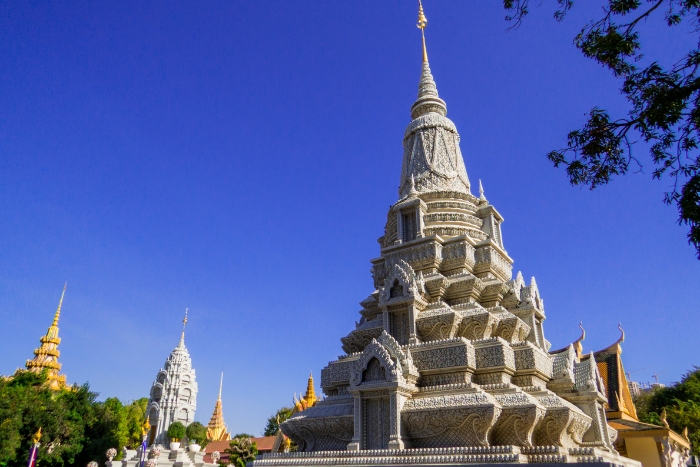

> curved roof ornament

[
  {"left": 573, "top": 322, "right": 585, "bottom": 358},
  {"left": 617, "top": 323, "right": 625, "bottom": 345}
]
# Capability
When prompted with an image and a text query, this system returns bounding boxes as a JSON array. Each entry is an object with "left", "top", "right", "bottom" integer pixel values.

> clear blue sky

[{"left": 1, "top": 1, "right": 698, "bottom": 435}]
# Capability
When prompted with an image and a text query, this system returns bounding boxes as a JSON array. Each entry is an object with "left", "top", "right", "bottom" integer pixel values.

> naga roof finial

[{"left": 573, "top": 322, "right": 585, "bottom": 358}]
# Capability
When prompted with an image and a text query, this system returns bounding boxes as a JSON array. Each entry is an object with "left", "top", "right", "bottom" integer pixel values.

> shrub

[
  {"left": 167, "top": 421, "right": 186, "bottom": 441},
  {"left": 185, "top": 422, "right": 207, "bottom": 444}
]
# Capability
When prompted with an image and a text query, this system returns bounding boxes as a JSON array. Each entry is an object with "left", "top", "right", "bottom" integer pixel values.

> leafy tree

[
  {"left": 503, "top": 0, "right": 700, "bottom": 258},
  {"left": 186, "top": 421, "right": 207, "bottom": 445},
  {"left": 263, "top": 407, "right": 293, "bottom": 437},
  {"left": 123, "top": 398, "right": 149, "bottom": 449},
  {"left": 633, "top": 367, "right": 700, "bottom": 454},
  {"left": 225, "top": 436, "right": 258, "bottom": 467},
  {"left": 77, "top": 397, "right": 128, "bottom": 465},
  {"left": 0, "top": 370, "right": 98, "bottom": 467},
  {"left": 167, "top": 421, "right": 186, "bottom": 441},
  {"left": 231, "top": 433, "right": 254, "bottom": 439},
  {"left": 0, "top": 371, "right": 150, "bottom": 467}
]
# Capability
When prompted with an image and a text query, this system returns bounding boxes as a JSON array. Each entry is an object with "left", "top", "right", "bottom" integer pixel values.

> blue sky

[{"left": 1, "top": 1, "right": 698, "bottom": 435}]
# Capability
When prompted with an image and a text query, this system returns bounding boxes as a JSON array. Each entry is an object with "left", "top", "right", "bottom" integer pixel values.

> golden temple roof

[
  {"left": 294, "top": 373, "right": 319, "bottom": 412},
  {"left": 207, "top": 372, "right": 230, "bottom": 441},
  {"left": 25, "top": 283, "right": 68, "bottom": 390}
]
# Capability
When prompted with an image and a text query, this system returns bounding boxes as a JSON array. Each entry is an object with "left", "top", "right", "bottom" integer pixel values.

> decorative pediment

[
  {"left": 349, "top": 331, "right": 419, "bottom": 388},
  {"left": 377, "top": 331, "right": 419, "bottom": 383},
  {"left": 350, "top": 338, "right": 398, "bottom": 387},
  {"left": 378, "top": 260, "right": 425, "bottom": 304}
]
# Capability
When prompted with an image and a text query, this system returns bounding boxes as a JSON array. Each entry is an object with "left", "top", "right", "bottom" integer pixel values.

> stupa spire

[
  {"left": 25, "top": 283, "right": 69, "bottom": 390},
  {"left": 180, "top": 308, "right": 188, "bottom": 345},
  {"left": 410, "top": 1, "right": 447, "bottom": 119},
  {"left": 400, "top": 0, "right": 469, "bottom": 197},
  {"left": 417, "top": 0, "right": 428, "bottom": 63}
]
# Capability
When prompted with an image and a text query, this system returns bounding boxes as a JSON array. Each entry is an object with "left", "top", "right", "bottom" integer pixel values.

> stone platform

[
  {"left": 109, "top": 448, "right": 216, "bottom": 467},
  {"left": 252, "top": 446, "right": 640, "bottom": 467}
]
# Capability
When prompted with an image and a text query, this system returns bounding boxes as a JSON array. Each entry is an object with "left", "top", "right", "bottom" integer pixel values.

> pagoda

[
  {"left": 254, "top": 3, "right": 640, "bottom": 467},
  {"left": 25, "top": 283, "right": 69, "bottom": 390},
  {"left": 206, "top": 372, "right": 231, "bottom": 442},
  {"left": 146, "top": 310, "right": 199, "bottom": 445}
]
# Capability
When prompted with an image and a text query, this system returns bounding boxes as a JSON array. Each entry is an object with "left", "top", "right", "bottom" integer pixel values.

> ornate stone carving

[
  {"left": 411, "top": 340, "right": 475, "bottom": 372},
  {"left": 415, "top": 308, "right": 460, "bottom": 341},
  {"left": 341, "top": 328, "right": 383, "bottom": 355}
]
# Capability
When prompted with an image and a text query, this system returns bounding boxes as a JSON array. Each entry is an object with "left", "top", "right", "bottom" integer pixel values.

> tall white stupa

[
  {"left": 146, "top": 310, "right": 199, "bottom": 445},
  {"left": 253, "top": 3, "right": 640, "bottom": 467}
]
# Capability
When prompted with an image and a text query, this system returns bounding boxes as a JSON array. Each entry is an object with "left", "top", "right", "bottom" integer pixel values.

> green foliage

[
  {"left": 0, "top": 371, "right": 98, "bottom": 467},
  {"left": 263, "top": 407, "right": 293, "bottom": 437},
  {"left": 225, "top": 436, "right": 258, "bottom": 467},
  {"left": 633, "top": 367, "right": 700, "bottom": 455},
  {"left": 504, "top": 0, "right": 700, "bottom": 258},
  {"left": 186, "top": 422, "right": 207, "bottom": 444},
  {"left": 123, "top": 398, "right": 149, "bottom": 450},
  {"left": 167, "top": 421, "right": 186, "bottom": 441},
  {"left": 231, "top": 433, "right": 254, "bottom": 439},
  {"left": 0, "top": 371, "right": 150, "bottom": 467}
]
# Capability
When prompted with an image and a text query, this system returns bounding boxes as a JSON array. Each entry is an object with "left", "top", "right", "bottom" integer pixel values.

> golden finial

[
  {"left": 660, "top": 407, "right": 670, "bottom": 428},
  {"left": 305, "top": 372, "right": 316, "bottom": 405},
  {"left": 141, "top": 418, "right": 151, "bottom": 437},
  {"left": 32, "top": 427, "right": 42, "bottom": 444},
  {"left": 181, "top": 308, "right": 188, "bottom": 341},
  {"left": 53, "top": 282, "right": 67, "bottom": 326},
  {"left": 218, "top": 371, "right": 224, "bottom": 400},
  {"left": 416, "top": 0, "right": 428, "bottom": 63}
]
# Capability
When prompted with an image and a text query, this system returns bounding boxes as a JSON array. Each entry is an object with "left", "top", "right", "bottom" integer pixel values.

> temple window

[
  {"left": 389, "top": 280, "right": 403, "bottom": 298},
  {"left": 402, "top": 211, "right": 417, "bottom": 242}
]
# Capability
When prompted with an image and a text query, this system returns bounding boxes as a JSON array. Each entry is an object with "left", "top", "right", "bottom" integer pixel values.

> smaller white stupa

[{"left": 146, "top": 309, "right": 199, "bottom": 446}]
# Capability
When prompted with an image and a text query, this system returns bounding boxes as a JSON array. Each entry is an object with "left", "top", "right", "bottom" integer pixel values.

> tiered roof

[{"left": 25, "top": 283, "right": 68, "bottom": 390}]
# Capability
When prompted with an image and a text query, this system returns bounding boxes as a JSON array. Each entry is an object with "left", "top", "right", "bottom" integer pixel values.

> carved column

[
  {"left": 387, "top": 392, "right": 407, "bottom": 450},
  {"left": 396, "top": 210, "right": 403, "bottom": 244},
  {"left": 407, "top": 304, "right": 418, "bottom": 345},
  {"left": 382, "top": 307, "right": 389, "bottom": 334},
  {"left": 347, "top": 395, "right": 362, "bottom": 451}
]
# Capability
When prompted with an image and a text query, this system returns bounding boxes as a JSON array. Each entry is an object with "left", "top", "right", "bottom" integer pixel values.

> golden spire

[
  {"left": 304, "top": 372, "right": 317, "bottom": 406},
  {"left": 207, "top": 371, "right": 230, "bottom": 441},
  {"left": 219, "top": 370, "right": 223, "bottom": 400},
  {"left": 417, "top": 0, "right": 428, "bottom": 63},
  {"left": 25, "top": 284, "right": 68, "bottom": 390},
  {"left": 32, "top": 427, "right": 42, "bottom": 445},
  {"left": 53, "top": 282, "right": 67, "bottom": 326}
]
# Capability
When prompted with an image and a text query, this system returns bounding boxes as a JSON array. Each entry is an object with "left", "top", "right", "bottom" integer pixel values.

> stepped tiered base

[
  {"left": 108, "top": 448, "right": 216, "bottom": 467},
  {"left": 252, "top": 445, "right": 638, "bottom": 467}
]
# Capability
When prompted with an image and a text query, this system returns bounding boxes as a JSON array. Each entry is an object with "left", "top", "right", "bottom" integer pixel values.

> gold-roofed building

[
  {"left": 270, "top": 373, "right": 319, "bottom": 453},
  {"left": 293, "top": 373, "right": 319, "bottom": 412},
  {"left": 559, "top": 325, "right": 691, "bottom": 467},
  {"left": 24, "top": 283, "right": 69, "bottom": 390},
  {"left": 206, "top": 372, "right": 230, "bottom": 442}
]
